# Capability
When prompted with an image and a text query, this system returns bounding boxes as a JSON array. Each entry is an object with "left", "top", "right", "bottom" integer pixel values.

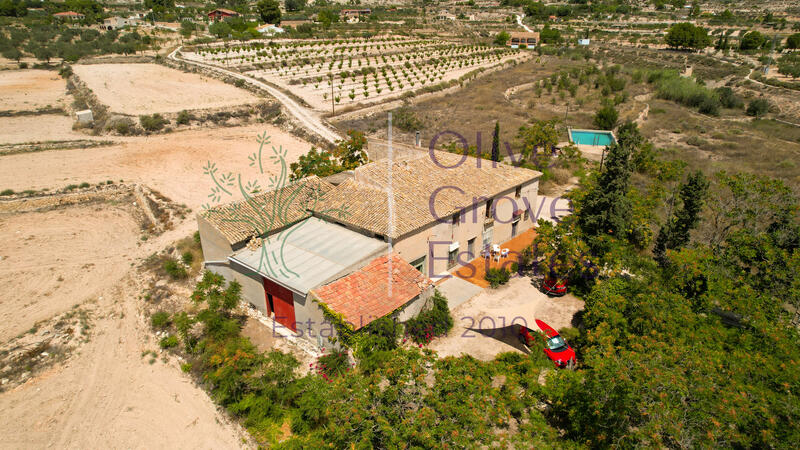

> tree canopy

[
  {"left": 739, "top": 31, "right": 767, "bottom": 50},
  {"left": 664, "top": 22, "right": 711, "bottom": 50},
  {"left": 256, "top": 0, "right": 281, "bottom": 24}
]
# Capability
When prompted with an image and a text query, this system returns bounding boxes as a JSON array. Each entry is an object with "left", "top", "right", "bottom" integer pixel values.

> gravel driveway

[{"left": 429, "top": 275, "right": 584, "bottom": 361}]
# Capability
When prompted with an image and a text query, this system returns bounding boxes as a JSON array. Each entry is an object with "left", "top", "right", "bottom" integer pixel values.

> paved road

[{"left": 168, "top": 47, "right": 342, "bottom": 144}]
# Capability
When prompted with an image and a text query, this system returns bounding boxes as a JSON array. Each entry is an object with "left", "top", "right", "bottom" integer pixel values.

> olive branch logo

[{"left": 202, "top": 131, "right": 349, "bottom": 279}]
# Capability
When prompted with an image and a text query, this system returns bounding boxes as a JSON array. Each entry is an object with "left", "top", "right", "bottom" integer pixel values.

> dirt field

[
  {"left": 0, "top": 70, "right": 66, "bottom": 112},
  {"left": 430, "top": 275, "right": 584, "bottom": 361},
  {"left": 72, "top": 63, "right": 260, "bottom": 114},
  {"left": 0, "top": 115, "right": 88, "bottom": 144},
  {"left": 0, "top": 124, "right": 310, "bottom": 208},
  {"left": 0, "top": 204, "right": 141, "bottom": 342},
  {"left": 0, "top": 113, "right": 311, "bottom": 446},
  {"left": 0, "top": 271, "right": 250, "bottom": 448}
]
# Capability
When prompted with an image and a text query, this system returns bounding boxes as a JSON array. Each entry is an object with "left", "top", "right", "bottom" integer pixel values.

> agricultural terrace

[
  {"left": 181, "top": 37, "right": 526, "bottom": 111},
  {"left": 72, "top": 63, "right": 261, "bottom": 115}
]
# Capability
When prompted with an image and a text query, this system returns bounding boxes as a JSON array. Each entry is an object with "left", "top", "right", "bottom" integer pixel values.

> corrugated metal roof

[{"left": 229, "top": 217, "right": 386, "bottom": 294}]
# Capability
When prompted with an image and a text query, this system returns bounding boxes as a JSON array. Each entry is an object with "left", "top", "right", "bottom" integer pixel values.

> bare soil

[
  {"left": 72, "top": 63, "right": 261, "bottom": 114},
  {"left": 0, "top": 124, "right": 311, "bottom": 208},
  {"left": 0, "top": 70, "right": 66, "bottom": 112},
  {"left": 0, "top": 115, "right": 86, "bottom": 144},
  {"left": 0, "top": 204, "right": 141, "bottom": 342},
  {"left": 0, "top": 271, "right": 250, "bottom": 448}
]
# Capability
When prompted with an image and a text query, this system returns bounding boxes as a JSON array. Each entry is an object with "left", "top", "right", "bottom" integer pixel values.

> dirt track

[{"left": 169, "top": 47, "right": 342, "bottom": 144}]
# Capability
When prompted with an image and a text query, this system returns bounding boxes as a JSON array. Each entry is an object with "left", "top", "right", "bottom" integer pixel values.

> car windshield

[{"left": 546, "top": 335, "right": 567, "bottom": 351}]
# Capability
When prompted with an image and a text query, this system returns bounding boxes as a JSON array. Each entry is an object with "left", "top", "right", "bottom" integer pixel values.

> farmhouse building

[
  {"left": 257, "top": 24, "right": 284, "bottom": 35},
  {"left": 207, "top": 8, "right": 239, "bottom": 21},
  {"left": 53, "top": 11, "right": 85, "bottom": 21},
  {"left": 103, "top": 16, "right": 141, "bottom": 30},
  {"left": 341, "top": 9, "right": 371, "bottom": 18},
  {"left": 507, "top": 31, "right": 539, "bottom": 48},
  {"left": 197, "top": 151, "right": 541, "bottom": 348}
]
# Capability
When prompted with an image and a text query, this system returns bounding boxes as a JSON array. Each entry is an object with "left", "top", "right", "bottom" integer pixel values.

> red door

[{"left": 263, "top": 277, "right": 296, "bottom": 332}]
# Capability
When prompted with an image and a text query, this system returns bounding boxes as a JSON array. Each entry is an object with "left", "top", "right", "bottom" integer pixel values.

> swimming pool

[{"left": 569, "top": 129, "right": 616, "bottom": 147}]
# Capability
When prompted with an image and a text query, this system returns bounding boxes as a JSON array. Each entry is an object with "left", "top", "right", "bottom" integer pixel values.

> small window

[
  {"left": 447, "top": 249, "right": 458, "bottom": 269},
  {"left": 515, "top": 186, "right": 522, "bottom": 198},
  {"left": 485, "top": 198, "right": 493, "bottom": 218},
  {"left": 411, "top": 255, "right": 426, "bottom": 274},
  {"left": 452, "top": 212, "right": 460, "bottom": 225},
  {"left": 523, "top": 210, "right": 529, "bottom": 221}
]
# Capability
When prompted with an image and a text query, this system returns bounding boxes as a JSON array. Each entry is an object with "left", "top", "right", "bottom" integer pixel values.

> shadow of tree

[{"left": 464, "top": 324, "right": 532, "bottom": 354}]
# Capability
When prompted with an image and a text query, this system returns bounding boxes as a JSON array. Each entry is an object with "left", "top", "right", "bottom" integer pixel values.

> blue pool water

[{"left": 570, "top": 130, "right": 615, "bottom": 146}]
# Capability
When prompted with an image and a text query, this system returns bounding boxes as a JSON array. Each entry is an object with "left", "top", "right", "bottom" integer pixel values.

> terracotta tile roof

[
  {"left": 312, "top": 152, "right": 541, "bottom": 239},
  {"left": 209, "top": 8, "right": 239, "bottom": 15},
  {"left": 201, "top": 175, "right": 334, "bottom": 246},
  {"left": 312, "top": 253, "right": 432, "bottom": 330}
]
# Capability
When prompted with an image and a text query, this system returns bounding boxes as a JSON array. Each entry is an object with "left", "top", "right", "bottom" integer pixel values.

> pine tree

[{"left": 491, "top": 121, "right": 500, "bottom": 162}]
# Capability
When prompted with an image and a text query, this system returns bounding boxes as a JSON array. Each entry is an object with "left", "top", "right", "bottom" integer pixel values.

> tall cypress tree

[
  {"left": 654, "top": 170, "right": 710, "bottom": 264},
  {"left": 576, "top": 141, "right": 633, "bottom": 241},
  {"left": 491, "top": 121, "right": 500, "bottom": 163}
]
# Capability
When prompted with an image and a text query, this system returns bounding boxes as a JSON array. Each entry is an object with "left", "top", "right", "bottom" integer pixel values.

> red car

[
  {"left": 519, "top": 319, "right": 576, "bottom": 369},
  {"left": 542, "top": 277, "right": 567, "bottom": 296}
]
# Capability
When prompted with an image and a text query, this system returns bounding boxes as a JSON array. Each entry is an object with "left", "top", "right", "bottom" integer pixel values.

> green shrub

[
  {"left": 392, "top": 105, "right": 424, "bottom": 132},
  {"left": 163, "top": 259, "right": 188, "bottom": 279},
  {"left": 151, "top": 311, "right": 171, "bottom": 329},
  {"left": 113, "top": 118, "right": 135, "bottom": 135},
  {"left": 356, "top": 316, "right": 399, "bottom": 360},
  {"left": 159, "top": 335, "right": 179, "bottom": 348},
  {"left": 176, "top": 110, "right": 192, "bottom": 125},
  {"left": 698, "top": 96, "right": 720, "bottom": 116},
  {"left": 0, "top": 189, "right": 14, "bottom": 196},
  {"left": 404, "top": 290, "right": 453, "bottom": 344},
  {"left": 593, "top": 104, "right": 618, "bottom": 130},
  {"left": 139, "top": 114, "right": 167, "bottom": 132},
  {"left": 746, "top": 98, "right": 770, "bottom": 118},
  {"left": 485, "top": 267, "right": 512, "bottom": 288},
  {"left": 181, "top": 362, "right": 192, "bottom": 372},
  {"left": 715, "top": 87, "right": 743, "bottom": 109},
  {"left": 650, "top": 70, "right": 719, "bottom": 113},
  {"left": 181, "top": 251, "right": 194, "bottom": 266},
  {"left": 78, "top": 182, "right": 90, "bottom": 188},
  {"left": 686, "top": 136, "right": 707, "bottom": 147},
  {"left": 314, "top": 350, "right": 350, "bottom": 379}
]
